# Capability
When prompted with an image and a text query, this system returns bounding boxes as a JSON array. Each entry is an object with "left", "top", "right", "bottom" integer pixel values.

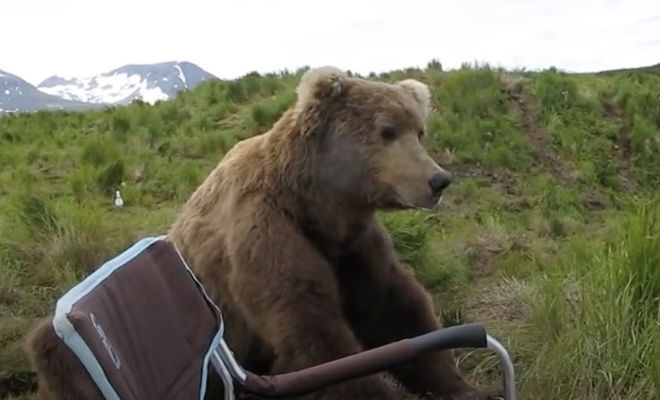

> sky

[{"left": 2, "top": 0, "right": 658, "bottom": 85}]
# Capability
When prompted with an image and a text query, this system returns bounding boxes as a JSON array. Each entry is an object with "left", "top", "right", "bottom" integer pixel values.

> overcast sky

[{"left": 2, "top": 0, "right": 658, "bottom": 85}]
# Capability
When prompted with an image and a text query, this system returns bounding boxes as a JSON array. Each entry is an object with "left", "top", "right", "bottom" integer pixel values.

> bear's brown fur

[{"left": 25, "top": 67, "right": 497, "bottom": 400}]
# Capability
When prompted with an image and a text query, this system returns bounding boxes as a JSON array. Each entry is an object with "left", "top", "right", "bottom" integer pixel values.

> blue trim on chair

[{"left": 171, "top": 243, "right": 230, "bottom": 399}]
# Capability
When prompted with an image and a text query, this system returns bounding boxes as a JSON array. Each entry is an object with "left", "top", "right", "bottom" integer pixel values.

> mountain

[
  {"left": 0, "top": 69, "right": 100, "bottom": 114},
  {"left": 37, "top": 61, "right": 217, "bottom": 105}
]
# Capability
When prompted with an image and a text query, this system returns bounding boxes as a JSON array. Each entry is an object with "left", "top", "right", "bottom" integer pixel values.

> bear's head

[{"left": 294, "top": 66, "right": 452, "bottom": 211}]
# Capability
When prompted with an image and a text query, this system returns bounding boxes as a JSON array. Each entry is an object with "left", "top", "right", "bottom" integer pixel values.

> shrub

[
  {"left": 96, "top": 159, "right": 125, "bottom": 194},
  {"left": 81, "top": 139, "right": 120, "bottom": 167}
]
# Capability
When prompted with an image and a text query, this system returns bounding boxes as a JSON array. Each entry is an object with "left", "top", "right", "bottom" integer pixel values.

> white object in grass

[{"left": 114, "top": 190, "right": 124, "bottom": 208}]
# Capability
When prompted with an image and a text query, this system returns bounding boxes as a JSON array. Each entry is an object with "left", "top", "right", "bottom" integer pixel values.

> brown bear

[
  {"left": 168, "top": 66, "right": 496, "bottom": 400},
  {"left": 24, "top": 67, "right": 497, "bottom": 400}
]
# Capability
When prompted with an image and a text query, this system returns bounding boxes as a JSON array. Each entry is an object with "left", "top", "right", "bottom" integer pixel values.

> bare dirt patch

[
  {"left": 465, "top": 235, "right": 517, "bottom": 279},
  {"left": 448, "top": 163, "right": 520, "bottom": 197},
  {"left": 465, "top": 277, "right": 534, "bottom": 325}
]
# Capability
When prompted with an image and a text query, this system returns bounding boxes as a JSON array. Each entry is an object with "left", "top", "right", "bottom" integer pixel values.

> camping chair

[{"left": 52, "top": 236, "right": 516, "bottom": 400}]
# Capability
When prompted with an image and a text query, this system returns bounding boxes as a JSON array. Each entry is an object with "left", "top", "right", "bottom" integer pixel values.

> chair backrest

[{"left": 52, "top": 236, "right": 227, "bottom": 400}]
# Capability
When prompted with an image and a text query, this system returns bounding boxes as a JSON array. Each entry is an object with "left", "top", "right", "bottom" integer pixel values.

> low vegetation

[{"left": 0, "top": 61, "right": 658, "bottom": 400}]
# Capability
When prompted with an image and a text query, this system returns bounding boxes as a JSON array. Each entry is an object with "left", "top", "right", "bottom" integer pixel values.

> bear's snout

[{"left": 428, "top": 171, "right": 452, "bottom": 197}]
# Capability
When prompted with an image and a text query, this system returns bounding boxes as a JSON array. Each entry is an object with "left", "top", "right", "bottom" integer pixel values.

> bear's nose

[{"left": 428, "top": 172, "right": 452, "bottom": 196}]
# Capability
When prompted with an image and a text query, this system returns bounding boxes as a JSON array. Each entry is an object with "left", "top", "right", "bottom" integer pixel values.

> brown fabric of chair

[{"left": 53, "top": 236, "right": 224, "bottom": 400}]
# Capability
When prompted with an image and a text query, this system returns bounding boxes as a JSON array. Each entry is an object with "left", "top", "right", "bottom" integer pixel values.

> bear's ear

[
  {"left": 396, "top": 79, "right": 432, "bottom": 118},
  {"left": 296, "top": 66, "right": 348, "bottom": 106}
]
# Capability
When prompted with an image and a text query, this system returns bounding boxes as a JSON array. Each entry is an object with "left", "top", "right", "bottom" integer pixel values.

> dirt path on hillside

[
  {"left": 500, "top": 77, "right": 613, "bottom": 211},
  {"left": 602, "top": 101, "right": 637, "bottom": 191},
  {"left": 503, "top": 80, "right": 579, "bottom": 186},
  {"left": 503, "top": 75, "right": 639, "bottom": 193}
]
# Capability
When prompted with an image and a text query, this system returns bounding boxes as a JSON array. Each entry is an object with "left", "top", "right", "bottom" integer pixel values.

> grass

[
  {"left": 0, "top": 62, "right": 658, "bottom": 400},
  {"left": 518, "top": 196, "right": 660, "bottom": 399}
]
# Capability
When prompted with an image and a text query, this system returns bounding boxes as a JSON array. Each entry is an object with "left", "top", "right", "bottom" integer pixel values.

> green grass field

[{"left": 1, "top": 62, "right": 658, "bottom": 399}]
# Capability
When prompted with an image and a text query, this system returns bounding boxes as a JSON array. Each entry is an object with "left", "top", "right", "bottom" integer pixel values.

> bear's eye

[
  {"left": 418, "top": 129, "right": 425, "bottom": 139},
  {"left": 380, "top": 128, "right": 397, "bottom": 140}
]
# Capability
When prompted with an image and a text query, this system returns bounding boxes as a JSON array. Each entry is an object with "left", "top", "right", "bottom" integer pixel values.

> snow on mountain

[
  {"left": 37, "top": 61, "right": 217, "bottom": 105},
  {"left": 1, "top": 68, "right": 99, "bottom": 114}
]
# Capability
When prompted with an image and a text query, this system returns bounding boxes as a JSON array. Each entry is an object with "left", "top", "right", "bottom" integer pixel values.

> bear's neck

[
  {"left": 267, "top": 123, "right": 373, "bottom": 256},
  {"left": 298, "top": 180, "right": 372, "bottom": 256}
]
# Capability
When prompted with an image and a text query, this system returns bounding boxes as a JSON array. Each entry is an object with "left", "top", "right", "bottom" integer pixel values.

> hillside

[{"left": 0, "top": 63, "right": 658, "bottom": 400}]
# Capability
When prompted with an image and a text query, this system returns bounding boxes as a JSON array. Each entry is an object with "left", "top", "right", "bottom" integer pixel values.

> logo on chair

[{"left": 90, "top": 312, "right": 122, "bottom": 370}]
